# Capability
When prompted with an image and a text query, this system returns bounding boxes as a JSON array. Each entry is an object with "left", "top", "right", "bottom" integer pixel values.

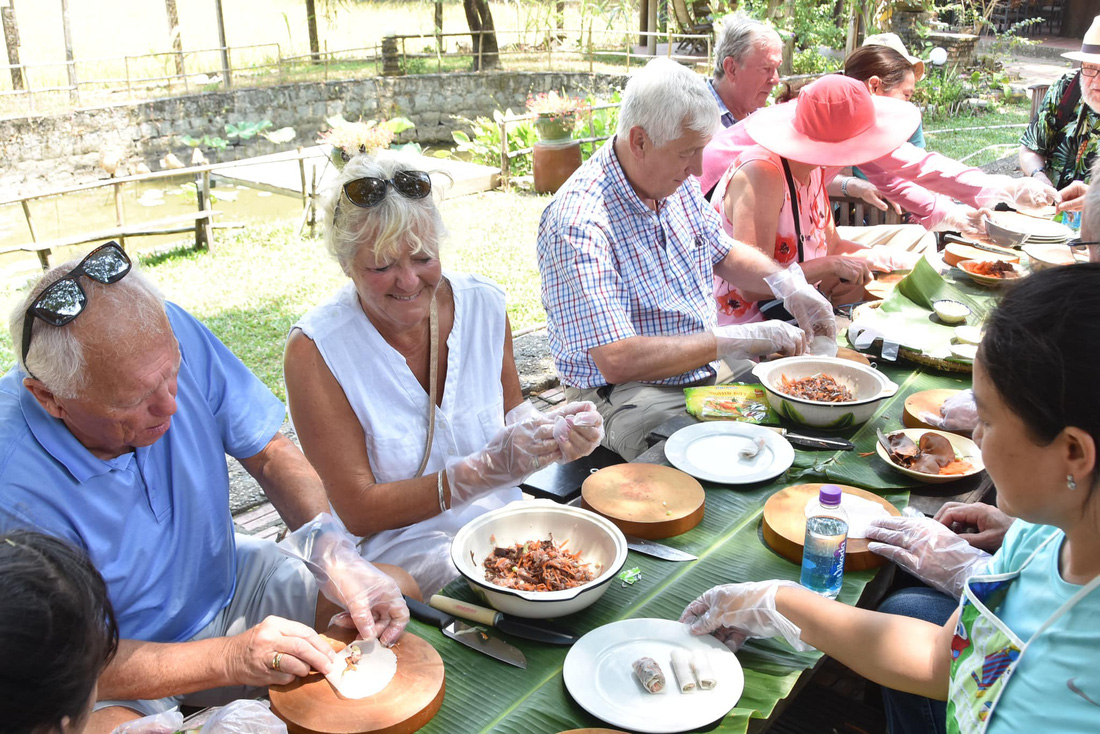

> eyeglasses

[
  {"left": 21, "top": 242, "right": 132, "bottom": 368},
  {"left": 1082, "top": 67, "right": 1100, "bottom": 78},
  {"left": 334, "top": 170, "right": 432, "bottom": 220}
]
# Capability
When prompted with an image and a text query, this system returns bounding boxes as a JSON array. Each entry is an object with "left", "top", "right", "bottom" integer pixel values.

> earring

[{"left": 1067, "top": 474, "right": 1077, "bottom": 491}]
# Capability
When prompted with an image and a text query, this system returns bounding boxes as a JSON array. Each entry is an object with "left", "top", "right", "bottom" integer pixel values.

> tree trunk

[
  {"left": 305, "top": 0, "right": 320, "bottom": 64},
  {"left": 2, "top": 4, "right": 24, "bottom": 91},
  {"left": 60, "top": 0, "right": 78, "bottom": 104},
  {"left": 463, "top": 0, "right": 499, "bottom": 70},
  {"left": 213, "top": 0, "right": 231, "bottom": 87},
  {"left": 164, "top": 0, "right": 184, "bottom": 79}
]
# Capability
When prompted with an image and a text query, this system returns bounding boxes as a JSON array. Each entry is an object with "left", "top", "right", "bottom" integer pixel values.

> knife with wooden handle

[{"left": 429, "top": 595, "right": 578, "bottom": 645}]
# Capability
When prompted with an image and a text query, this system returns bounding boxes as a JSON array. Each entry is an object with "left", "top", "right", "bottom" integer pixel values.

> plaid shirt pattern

[
  {"left": 537, "top": 140, "right": 733, "bottom": 389},
  {"left": 708, "top": 79, "right": 738, "bottom": 128}
]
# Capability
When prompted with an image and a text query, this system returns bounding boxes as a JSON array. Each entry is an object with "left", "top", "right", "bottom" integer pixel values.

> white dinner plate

[
  {"left": 563, "top": 618, "right": 744, "bottom": 734},
  {"left": 664, "top": 422, "right": 795, "bottom": 485}
]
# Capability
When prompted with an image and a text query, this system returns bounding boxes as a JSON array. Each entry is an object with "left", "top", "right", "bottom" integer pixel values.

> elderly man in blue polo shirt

[
  {"left": 0, "top": 243, "right": 413, "bottom": 731},
  {"left": 538, "top": 58, "right": 836, "bottom": 460}
]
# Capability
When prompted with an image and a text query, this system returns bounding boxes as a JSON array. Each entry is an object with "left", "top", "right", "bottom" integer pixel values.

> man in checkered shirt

[{"left": 538, "top": 58, "right": 836, "bottom": 459}]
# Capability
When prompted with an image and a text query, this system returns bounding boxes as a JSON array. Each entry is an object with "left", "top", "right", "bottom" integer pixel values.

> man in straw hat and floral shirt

[{"left": 1019, "top": 15, "right": 1100, "bottom": 189}]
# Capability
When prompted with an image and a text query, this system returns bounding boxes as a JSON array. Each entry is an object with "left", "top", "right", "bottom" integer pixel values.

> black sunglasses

[
  {"left": 21, "top": 242, "right": 132, "bottom": 368},
  {"left": 335, "top": 170, "right": 433, "bottom": 220}
]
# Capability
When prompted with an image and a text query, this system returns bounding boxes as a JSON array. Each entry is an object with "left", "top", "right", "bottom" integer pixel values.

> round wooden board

[
  {"left": 581, "top": 463, "right": 705, "bottom": 539},
  {"left": 903, "top": 389, "right": 965, "bottom": 432},
  {"left": 836, "top": 347, "right": 871, "bottom": 366},
  {"left": 762, "top": 484, "right": 901, "bottom": 572},
  {"left": 269, "top": 628, "right": 445, "bottom": 734}
]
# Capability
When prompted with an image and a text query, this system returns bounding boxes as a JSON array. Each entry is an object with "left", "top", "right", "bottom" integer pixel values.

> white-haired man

[
  {"left": 709, "top": 15, "right": 784, "bottom": 128},
  {"left": 538, "top": 58, "right": 835, "bottom": 460},
  {"left": 0, "top": 245, "right": 415, "bottom": 732}
]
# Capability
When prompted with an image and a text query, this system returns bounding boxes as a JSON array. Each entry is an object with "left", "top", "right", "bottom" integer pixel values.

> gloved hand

[
  {"left": 280, "top": 513, "right": 409, "bottom": 646},
  {"left": 865, "top": 515, "right": 992, "bottom": 599},
  {"left": 446, "top": 403, "right": 562, "bottom": 506},
  {"left": 934, "top": 501, "right": 1015, "bottom": 553},
  {"left": 547, "top": 401, "right": 604, "bottom": 462},
  {"left": 983, "top": 176, "right": 1060, "bottom": 214},
  {"left": 764, "top": 263, "right": 837, "bottom": 345},
  {"left": 679, "top": 580, "right": 812, "bottom": 653},
  {"left": 918, "top": 389, "right": 978, "bottom": 434},
  {"left": 713, "top": 320, "right": 806, "bottom": 361},
  {"left": 937, "top": 205, "right": 994, "bottom": 240},
  {"left": 863, "top": 246, "right": 922, "bottom": 273}
]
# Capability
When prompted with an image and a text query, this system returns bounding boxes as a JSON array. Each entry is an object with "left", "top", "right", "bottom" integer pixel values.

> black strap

[
  {"left": 780, "top": 157, "right": 805, "bottom": 263},
  {"left": 1057, "top": 71, "right": 1081, "bottom": 126}
]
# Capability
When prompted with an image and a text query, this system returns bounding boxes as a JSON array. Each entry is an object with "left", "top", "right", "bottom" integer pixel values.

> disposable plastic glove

[
  {"left": 977, "top": 176, "right": 1059, "bottom": 213},
  {"left": 764, "top": 263, "right": 838, "bottom": 344},
  {"left": 918, "top": 389, "right": 978, "bottom": 434},
  {"left": 863, "top": 246, "right": 922, "bottom": 273},
  {"left": 679, "top": 580, "right": 812, "bottom": 653},
  {"left": 446, "top": 403, "right": 562, "bottom": 506},
  {"left": 865, "top": 515, "right": 992, "bottom": 599},
  {"left": 936, "top": 205, "right": 994, "bottom": 240},
  {"left": 279, "top": 513, "right": 409, "bottom": 647},
  {"left": 547, "top": 400, "right": 604, "bottom": 462},
  {"left": 713, "top": 320, "right": 806, "bottom": 361}
]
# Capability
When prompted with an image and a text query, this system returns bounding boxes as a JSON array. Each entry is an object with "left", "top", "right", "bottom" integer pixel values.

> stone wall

[{"left": 1, "top": 71, "right": 627, "bottom": 197}]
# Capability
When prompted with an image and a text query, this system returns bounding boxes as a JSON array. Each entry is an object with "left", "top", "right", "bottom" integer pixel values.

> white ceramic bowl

[
  {"left": 751, "top": 356, "right": 898, "bottom": 429},
  {"left": 874, "top": 428, "right": 984, "bottom": 484},
  {"left": 450, "top": 500, "right": 628, "bottom": 619},
  {"left": 1022, "top": 243, "right": 1075, "bottom": 272},
  {"left": 932, "top": 299, "right": 970, "bottom": 324},
  {"left": 981, "top": 216, "right": 1029, "bottom": 248}
]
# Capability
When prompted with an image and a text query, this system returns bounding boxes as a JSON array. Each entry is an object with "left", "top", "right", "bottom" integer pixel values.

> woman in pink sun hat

[{"left": 711, "top": 74, "right": 921, "bottom": 326}]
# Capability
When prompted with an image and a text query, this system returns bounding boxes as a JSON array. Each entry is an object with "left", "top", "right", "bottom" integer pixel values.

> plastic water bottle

[{"left": 799, "top": 484, "right": 848, "bottom": 599}]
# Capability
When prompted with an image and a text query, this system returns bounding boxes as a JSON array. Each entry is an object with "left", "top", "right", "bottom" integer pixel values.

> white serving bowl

[
  {"left": 450, "top": 500, "right": 628, "bottom": 619},
  {"left": 981, "top": 216, "right": 1029, "bottom": 248},
  {"left": 751, "top": 356, "right": 898, "bottom": 429}
]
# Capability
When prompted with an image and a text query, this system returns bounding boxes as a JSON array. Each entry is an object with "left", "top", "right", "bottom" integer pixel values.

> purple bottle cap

[{"left": 819, "top": 484, "right": 843, "bottom": 506}]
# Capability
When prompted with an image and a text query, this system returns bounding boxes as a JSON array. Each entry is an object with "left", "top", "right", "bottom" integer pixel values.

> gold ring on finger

[{"left": 272, "top": 652, "right": 284, "bottom": 671}]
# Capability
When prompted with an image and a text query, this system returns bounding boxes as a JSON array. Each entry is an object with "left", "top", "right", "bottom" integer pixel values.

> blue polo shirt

[{"left": 0, "top": 302, "right": 286, "bottom": 643}]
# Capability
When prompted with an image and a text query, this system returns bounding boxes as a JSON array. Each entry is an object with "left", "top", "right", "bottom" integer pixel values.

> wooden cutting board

[
  {"left": 581, "top": 464, "right": 705, "bottom": 539},
  {"left": 269, "top": 628, "right": 445, "bottom": 734},
  {"left": 836, "top": 347, "right": 871, "bottom": 366},
  {"left": 762, "top": 483, "right": 901, "bottom": 572},
  {"left": 903, "top": 389, "right": 964, "bottom": 432}
]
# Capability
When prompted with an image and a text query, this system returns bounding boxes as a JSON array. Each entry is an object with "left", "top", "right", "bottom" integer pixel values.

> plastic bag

[
  {"left": 194, "top": 700, "right": 287, "bottom": 733},
  {"left": 111, "top": 710, "right": 184, "bottom": 734},
  {"left": 684, "top": 384, "right": 779, "bottom": 424}
]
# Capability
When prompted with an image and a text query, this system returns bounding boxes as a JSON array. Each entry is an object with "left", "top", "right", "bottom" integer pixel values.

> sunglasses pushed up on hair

[
  {"left": 21, "top": 241, "right": 132, "bottom": 367},
  {"left": 342, "top": 170, "right": 433, "bottom": 209}
]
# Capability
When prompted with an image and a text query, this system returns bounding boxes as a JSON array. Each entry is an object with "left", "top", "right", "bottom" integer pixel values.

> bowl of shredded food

[
  {"left": 752, "top": 356, "right": 898, "bottom": 429},
  {"left": 451, "top": 500, "right": 628, "bottom": 618}
]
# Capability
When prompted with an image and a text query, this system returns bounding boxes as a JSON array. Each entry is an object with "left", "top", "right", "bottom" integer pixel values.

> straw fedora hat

[
  {"left": 863, "top": 32, "right": 925, "bottom": 82},
  {"left": 1062, "top": 15, "right": 1100, "bottom": 64},
  {"left": 743, "top": 74, "right": 921, "bottom": 167}
]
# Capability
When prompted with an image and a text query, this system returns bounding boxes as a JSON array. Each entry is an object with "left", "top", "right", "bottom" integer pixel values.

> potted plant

[
  {"left": 526, "top": 91, "right": 589, "bottom": 144},
  {"left": 318, "top": 116, "right": 415, "bottom": 168}
]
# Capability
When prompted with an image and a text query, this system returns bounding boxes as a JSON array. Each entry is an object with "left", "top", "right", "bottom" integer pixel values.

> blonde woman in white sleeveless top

[{"left": 285, "top": 152, "right": 604, "bottom": 597}]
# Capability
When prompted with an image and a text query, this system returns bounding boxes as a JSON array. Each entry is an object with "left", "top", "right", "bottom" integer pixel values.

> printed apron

[{"left": 946, "top": 531, "right": 1100, "bottom": 733}]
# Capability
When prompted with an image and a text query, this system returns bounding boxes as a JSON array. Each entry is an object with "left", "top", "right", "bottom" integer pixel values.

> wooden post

[
  {"left": 434, "top": 1, "right": 443, "bottom": 56},
  {"left": 297, "top": 146, "right": 307, "bottom": 212},
  {"left": 124, "top": 56, "right": 132, "bottom": 102},
  {"left": 113, "top": 182, "right": 126, "bottom": 251},
  {"left": 21, "top": 199, "right": 49, "bottom": 269},
  {"left": 164, "top": 0, "right": 185, "bottom": 80},
  {"left": 646, "top": 0, "right": 657, "bottom": 56},
  {"left": 498, "top": 116, "right": 509, "bottom": 190},
  {"left": 60, "top": 0, "right": 79, "bottom": 105},
  {"left": 308, "top": 165, "right": 318, "bottom": 239},
  {"left": 588, "top": 24, "right": 593, "bottom": 74},
  {"left": 213, "top": 0, "right": 231, "bottom": 88},
  {"left": 638, "top": 0, "right": 648, "bottom": 46},
  {"left": 2, "top": 5, "right": 25, "bottom": 91},
  {"left": 194, "top": 172, "right": 212, "bottom": 250}
]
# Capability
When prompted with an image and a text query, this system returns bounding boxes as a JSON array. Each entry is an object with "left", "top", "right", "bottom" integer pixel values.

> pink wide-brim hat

[{"left": 744, "top": 74, "right": 921, "bottom": 167}]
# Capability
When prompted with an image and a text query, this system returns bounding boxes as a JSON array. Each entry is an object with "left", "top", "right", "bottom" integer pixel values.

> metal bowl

[
  {"left": 751, "top": 356, "right": 898, "bottom": 429},
  {"left": 450, "top": 500, "right": 628, "bottom": 619}
]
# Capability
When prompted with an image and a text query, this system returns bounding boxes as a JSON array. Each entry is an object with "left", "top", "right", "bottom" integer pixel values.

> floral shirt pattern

[{"left": 1020, "top": 71, "right": 1099, "bottom": 189}]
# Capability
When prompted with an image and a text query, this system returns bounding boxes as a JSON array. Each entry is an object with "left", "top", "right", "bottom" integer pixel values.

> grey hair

[
  {"left": 616, "top": 57, "right": 720, "bottom": 147},
  {"left": 322, "top": 150, "right": 446, "bottom": 275},
  {"left": 8, "top": 258, "right": 166, "bottom": 398},
  {"left": 713, "top": 14, "right": 782, "bottom": 80}
]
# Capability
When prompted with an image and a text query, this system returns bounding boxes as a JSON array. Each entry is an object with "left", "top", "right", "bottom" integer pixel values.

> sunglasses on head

[
  {"left": 336, "top": 170, "right": 432, "bottom": 219},
  {"left": 21, "top": 241, "right": 132, "bottom": 369}
]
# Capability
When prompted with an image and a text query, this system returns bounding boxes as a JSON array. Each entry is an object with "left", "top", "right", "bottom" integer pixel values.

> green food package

[{"left": 684, "top": 383, "right": 779, "bottom": 424}]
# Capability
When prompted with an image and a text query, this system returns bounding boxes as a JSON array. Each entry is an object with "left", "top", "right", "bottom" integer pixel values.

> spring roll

[
  {"left": 690, "top": 650, "right": 717, "bottom": 690},
  {"left": 669, "top": 648, "right": 696, "bottom": 692},
  {"left": 632, "top": 656, "right": 665, "bottom": 694}
]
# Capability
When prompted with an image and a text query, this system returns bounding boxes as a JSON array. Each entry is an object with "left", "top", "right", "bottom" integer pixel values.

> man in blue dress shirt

[{"left": 0, "top": 244, "right": 414, "bottom": 730}]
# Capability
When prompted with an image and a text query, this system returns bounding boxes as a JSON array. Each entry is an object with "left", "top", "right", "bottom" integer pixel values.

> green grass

[
  {"left": 923, "top": 102, "right": 1031, "bottom": 168},
  {"left": 0, "top": 189, "right": 552, "bottom": 400}
]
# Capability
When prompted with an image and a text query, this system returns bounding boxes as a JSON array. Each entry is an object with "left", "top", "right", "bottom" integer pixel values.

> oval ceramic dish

[
  {"left": 450, "top": 500, "right": 628, "bottom": 619},
  {"left": 874, "top": 428, "right": 984, "bottom": 484},
  {"left": 751, "top": 356, "right": 898, "bottom": 429},
  {"left": 957, "top": 260, "right": 1023, "bottom": 287}
]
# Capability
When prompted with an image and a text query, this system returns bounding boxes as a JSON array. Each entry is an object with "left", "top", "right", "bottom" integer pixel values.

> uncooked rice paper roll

[
  {"left": 690, "top": 650, "right": 717, "bottom": 690},
  {"left": 632, "top": 656, "right": 666, "bottom": 693},
  {"left": 669, "top": 648, "right": 696, "bottom": 692}
]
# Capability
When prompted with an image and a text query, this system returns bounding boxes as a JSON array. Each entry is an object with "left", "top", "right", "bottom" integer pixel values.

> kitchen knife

[
  {"left": 766, "top": 427, "right": 854, "bottom": 451},
  {"left": 429, "top": 595, "right": 579, "bottom": 646},
  {"left": 623, "top": 534, "right": 697, "bottom": 561},
  {"left": 404, "top": 595, "right": 527, "bottom": 669}
]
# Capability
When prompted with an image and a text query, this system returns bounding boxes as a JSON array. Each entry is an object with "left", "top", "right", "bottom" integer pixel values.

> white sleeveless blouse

[{"left": 292, "top": 272, "right": 520, "bottom": 596}]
